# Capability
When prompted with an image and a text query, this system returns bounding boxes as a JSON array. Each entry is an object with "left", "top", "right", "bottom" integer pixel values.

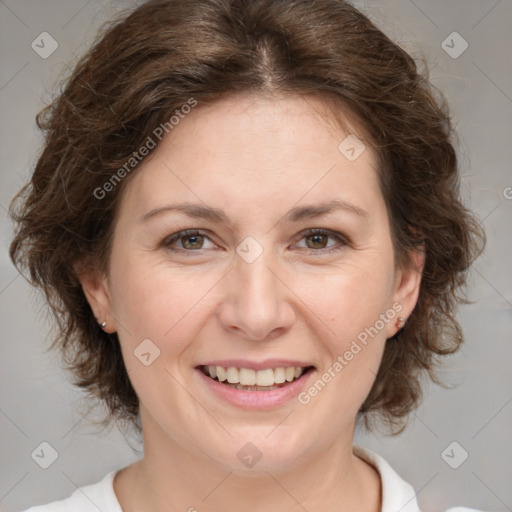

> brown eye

[
  {"left": 164, "top": 230, "right": 214, "bottom": 252},
  {"left": 305, "top": 233, "right": 329, "bottom": 249},
  {"left": 295, "top": 229, "right": 348, "bottom": 255},
  {"left": 181, "top": 233, "right": 204, "bottom": 249}
]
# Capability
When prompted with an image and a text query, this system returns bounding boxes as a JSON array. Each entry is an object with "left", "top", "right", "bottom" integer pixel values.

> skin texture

[{"left": 78, "top": 94, "right": 424, "bottom": 512}]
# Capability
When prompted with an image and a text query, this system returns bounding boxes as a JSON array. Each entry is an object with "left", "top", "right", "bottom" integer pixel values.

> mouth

[{"left": 196, "top": 364, "right": 316, "bottom": 392}]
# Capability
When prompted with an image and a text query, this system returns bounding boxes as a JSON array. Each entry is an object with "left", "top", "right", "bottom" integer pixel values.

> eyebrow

[{"left": 139, "top": 199, "right": 368, "bottom": 225}]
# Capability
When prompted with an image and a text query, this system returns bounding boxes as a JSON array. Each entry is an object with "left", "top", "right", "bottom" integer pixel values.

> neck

[{"left": 114, "top": 416, "right": 381, "bottom": 512}]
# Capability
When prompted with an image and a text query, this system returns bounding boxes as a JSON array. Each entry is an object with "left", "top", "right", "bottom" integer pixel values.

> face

[{"left": 80, "top": 94, "right": 422, "bottom": 474}]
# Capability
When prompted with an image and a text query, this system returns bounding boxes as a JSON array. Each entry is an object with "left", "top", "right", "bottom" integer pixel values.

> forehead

[
  {"left": 166, "top": 93, "right": 368, "bottom": 164},
  {"left": 120, "top": 93, "right": 384, "bottom": 224}
]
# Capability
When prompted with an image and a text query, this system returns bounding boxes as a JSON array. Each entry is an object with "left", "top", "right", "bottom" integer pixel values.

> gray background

[{"left": 1, "top": 1, "right": 511, "bottom": 511}]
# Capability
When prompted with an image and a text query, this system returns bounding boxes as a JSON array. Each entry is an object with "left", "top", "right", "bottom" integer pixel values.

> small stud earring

[
  {"left": 100, "top": 321, "right": 107, "bottom": 329},
  {"left": 396, "top": 317, "right": 405, "bottom": 330}
]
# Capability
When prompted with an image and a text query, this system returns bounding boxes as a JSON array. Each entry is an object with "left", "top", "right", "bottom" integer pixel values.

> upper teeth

[{"left": 203, "top": 366, "right": 307, "bottom": 386}]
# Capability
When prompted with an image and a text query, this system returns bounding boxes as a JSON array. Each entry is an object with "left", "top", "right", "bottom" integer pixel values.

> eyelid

[{"left": 294, "top": 227, "right": 349, "bottom": 244}]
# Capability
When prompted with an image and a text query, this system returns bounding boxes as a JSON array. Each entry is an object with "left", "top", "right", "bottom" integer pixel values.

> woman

[{"left": 9, "top": 0, "right": 485, "bottom": 510}]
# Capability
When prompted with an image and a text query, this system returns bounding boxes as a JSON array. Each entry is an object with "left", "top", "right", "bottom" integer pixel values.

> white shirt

[{"left": 20, "top": 446, "right": 485, "bottom": 512}]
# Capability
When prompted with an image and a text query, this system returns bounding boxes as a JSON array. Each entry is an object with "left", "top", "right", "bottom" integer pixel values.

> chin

[{"left": 205, "top": 432, "right": 312, "bottom": 476}]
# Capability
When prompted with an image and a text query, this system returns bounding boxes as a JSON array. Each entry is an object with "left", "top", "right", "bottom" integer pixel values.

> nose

[{"left": 216, "top": 249, "right": 296, "bottom": 342}]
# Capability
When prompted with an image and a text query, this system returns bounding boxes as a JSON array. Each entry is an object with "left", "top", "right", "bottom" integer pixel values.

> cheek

[
  {"left": 294, "top": 271, "right": 390, "bottom": 416},
  {"left": 109, "top": 252, "right": 220, "bottom": 354},
  {"left": 108, "top": 256, "right": 207, "bottom": 404},
  {"left": 290, "top": 255, "right": 394, "bottom": 397},
  {"left": 296, "top": 256, "right": 395, "bottom": 336}
]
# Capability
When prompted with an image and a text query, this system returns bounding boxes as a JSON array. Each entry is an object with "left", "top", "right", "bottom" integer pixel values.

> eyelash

[{"left": 162, "top": 228, "right": 349, "bottom": 256}]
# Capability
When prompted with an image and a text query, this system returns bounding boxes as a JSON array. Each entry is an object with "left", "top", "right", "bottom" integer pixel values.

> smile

[{"left": 199, "top": 364, "right": 315, "bottom": 391}]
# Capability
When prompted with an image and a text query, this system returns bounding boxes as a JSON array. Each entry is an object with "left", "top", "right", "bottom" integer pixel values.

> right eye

[{"left": 163, "top": 229, "right": 217, "bottom": 252}]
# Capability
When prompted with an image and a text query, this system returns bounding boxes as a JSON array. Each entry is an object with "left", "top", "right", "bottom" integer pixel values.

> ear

[
  {"left": 74, "top": 261, "right": 116, "bottom": 333},
  {"left": 386, "top": 247, "right": 425, "bottom": 339}
]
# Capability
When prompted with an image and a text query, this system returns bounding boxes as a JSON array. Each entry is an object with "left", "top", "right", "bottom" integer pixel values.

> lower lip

[{"left": 195, "top": 367, "right": 314, "bottom": 410}]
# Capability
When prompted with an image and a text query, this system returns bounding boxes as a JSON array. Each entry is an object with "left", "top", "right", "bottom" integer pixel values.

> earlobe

[
  {"left": 74, "top": 261, "right": 116, "bottom": 333},
  {"left": 386, "top": 247, "right": 425, "bottom": 339}
]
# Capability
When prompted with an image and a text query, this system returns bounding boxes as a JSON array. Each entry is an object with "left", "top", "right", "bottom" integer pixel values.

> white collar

[{"left": 353, "top": 445, "right": 420, "bottom": 512}]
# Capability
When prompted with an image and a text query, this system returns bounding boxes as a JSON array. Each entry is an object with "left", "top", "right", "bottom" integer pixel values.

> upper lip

[{"left": 195, "top": 359, "right": 315, "bottom": 371}]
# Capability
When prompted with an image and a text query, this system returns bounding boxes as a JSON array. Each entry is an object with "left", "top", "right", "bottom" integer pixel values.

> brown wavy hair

[{"left": 8, "top": 0, "right": 485, "bottom": 436}]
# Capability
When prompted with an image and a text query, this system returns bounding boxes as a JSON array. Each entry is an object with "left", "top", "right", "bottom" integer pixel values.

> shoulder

[
  {"left": 18, "top": 469, "right": 122, "bottom": 512},
  {"left": 353, "top": 445, "right": 490, "bottom": 512}
]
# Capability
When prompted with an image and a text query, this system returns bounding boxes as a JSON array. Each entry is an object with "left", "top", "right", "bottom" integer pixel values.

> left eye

[
  {"left": 163, "top": 228, "right": 347, "bottom": 254},
  {"left": 292, "top": 228, "right": 348, "bottom": 255}
]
